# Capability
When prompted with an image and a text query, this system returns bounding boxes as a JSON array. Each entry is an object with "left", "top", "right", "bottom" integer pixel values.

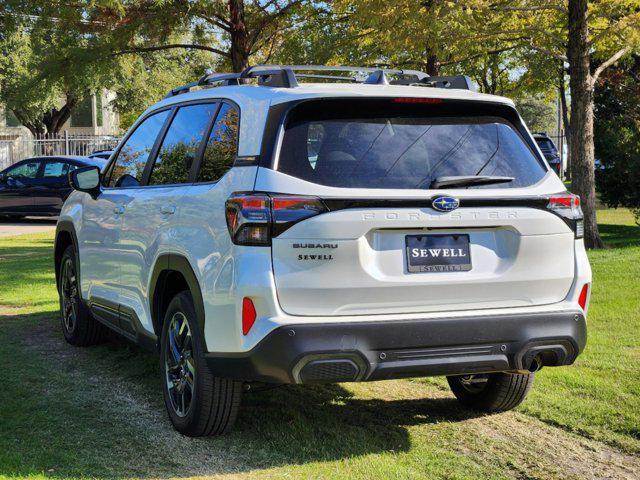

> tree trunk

[
  {"left": 567, "top": 0, "right": 604, "bottom": 248},
  {"left": 42, "top": 97, "right": 77, "bottom": 135},
  {"left": 426, "top": 53, "right": 440, "bottom": 76},
  {"left": 228, "top": 0, "right": 250, "bottom": 72},
  {"left": 558, "top": 66, "right": 571, "bottom": 179},
  {"left": 12, "top": 110, "right": 46, "bottom": 136}
]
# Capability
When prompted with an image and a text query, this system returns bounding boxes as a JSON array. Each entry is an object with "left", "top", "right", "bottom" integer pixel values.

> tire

[
  {"left": 160, "top": 291, "right": 242, "bottom": 436},
  {"left": 58, "top": 245, "right": 105, "bottom": 346},
  {"left": 447, "top": 372, "right": 534, "bottom": 412}
]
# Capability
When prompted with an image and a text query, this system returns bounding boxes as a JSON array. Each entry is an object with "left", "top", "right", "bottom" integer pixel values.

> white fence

[
  {"left": 3, "top": 132, "right": 121, "bottom": 168},
  {"left": 0, "top": 141, "right": 14, "bottom": 171},
  {"left": 22, "top": 132, "right": 121, "bottom": 160}
]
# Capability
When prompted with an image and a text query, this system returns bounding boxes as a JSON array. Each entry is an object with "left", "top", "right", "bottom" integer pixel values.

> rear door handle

[
  {"left": 160, "top": 205, "right": 176, "bottom": 215},
  {"left": 113, "top": 205, "right": 125, "bottom": 215}
]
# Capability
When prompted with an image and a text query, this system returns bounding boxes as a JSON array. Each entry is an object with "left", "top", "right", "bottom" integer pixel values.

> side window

[
  {"left": 6, "top": 161, "right": 40, "bottom": 179},
  {"left": 107, "top": 110, "right": 170, "bottom": 187},
  {"left": 198, "top": 103, "right": 239, "bottom": 183},
  {"left": 148, "top": 103, "right": 218, "bottom": 185},
  {"left": 42, "top": 161, "right": 70, "bottom": 178}
]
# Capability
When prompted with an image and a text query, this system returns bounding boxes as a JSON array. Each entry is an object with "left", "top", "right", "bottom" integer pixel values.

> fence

[
  {"left": 4, "top": 132, "right": 121, "bottom": 167},
  {"left": 0, "top": 141, "right": 14, "bottom": 171}
]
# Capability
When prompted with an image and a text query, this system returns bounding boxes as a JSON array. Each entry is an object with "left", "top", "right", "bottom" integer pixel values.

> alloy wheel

[
  {"left": 165, "top": 311, "right": 195, "bottom": 417},
  {"left": 60, "top": 257, "right": 79, "bottom": 334}
]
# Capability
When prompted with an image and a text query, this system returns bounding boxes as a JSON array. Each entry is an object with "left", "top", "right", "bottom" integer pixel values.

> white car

[{"left": 54, "top": 65, "right": 591, "bottom": 436}]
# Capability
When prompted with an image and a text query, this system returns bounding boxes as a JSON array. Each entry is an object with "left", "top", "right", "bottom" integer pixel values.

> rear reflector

[
  {"left": 242, "top": 297, "right": 257, "bottom": 335},
  {"left": 578, "top": 284, "right": 589, "bottom": 311}
]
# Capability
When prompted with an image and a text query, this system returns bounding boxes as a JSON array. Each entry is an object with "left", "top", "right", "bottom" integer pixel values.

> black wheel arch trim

[
  {"left": 54, "top": 221, "right": 80, "bottom": 293},
  {"left": 149, "top": 253, "right": 208, "bottom": 351}
]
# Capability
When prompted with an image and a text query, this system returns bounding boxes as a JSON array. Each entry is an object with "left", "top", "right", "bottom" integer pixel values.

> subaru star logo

[{"left": 432, "top": 196, "right": 460, "bottom": 212}]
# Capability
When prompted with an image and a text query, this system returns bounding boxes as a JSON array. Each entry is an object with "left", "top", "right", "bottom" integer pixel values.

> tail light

[
  {"left": 225, "top": 193, "right": 327, "bottom": 246},
  {"left": 546, "top": 193, "right": 583, "bottom": 238}
]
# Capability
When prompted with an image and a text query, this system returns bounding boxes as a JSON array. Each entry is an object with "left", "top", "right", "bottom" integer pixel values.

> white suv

[{"left": 55, "top": 65, "right": 591, "bottom": 436}]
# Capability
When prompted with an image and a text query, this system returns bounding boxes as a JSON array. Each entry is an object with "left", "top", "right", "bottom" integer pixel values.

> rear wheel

[
  {"left": 59, "top": 245, "right": 105, "bottom": 346},
  {"left": 160, "top": 291, "right": 242, "bottom": 436},
  {"left": 447, "top": 372, "right": 534, "bottom": 412}
]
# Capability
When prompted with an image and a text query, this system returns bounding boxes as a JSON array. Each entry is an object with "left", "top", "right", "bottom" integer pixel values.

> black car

[
  {"left": 533, "top": 133, "right": 562, "bottom": 176},
  {"left": 88, "top": 150, "right": 114, "bottom": 160},
  {"left": 0, "top": 156, "right": 107, "bottom": 220}
]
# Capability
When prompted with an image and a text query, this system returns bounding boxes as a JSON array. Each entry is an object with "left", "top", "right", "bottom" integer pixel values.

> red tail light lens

[
  {"left": 271, "top": 196, "right": 327, "bottom": 236},
  {"left": 242, "top": 297, "right": 257, "bottom": 335},
  {"left": 225, "top": 193, "right": 327, "bottom": 245},
  {"left": 546, "top": 193, "right": 584, "bottom": 238},
  {"left": 548, "top": 194, "right": 579, "bottom": 209}
]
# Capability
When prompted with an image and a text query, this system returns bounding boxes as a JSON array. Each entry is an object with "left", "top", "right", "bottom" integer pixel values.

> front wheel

[
  {"left": 447, "top": 372, "right": 534, "bottom": 412},
  {"left": 58, "top": 245, "right": 105, "bottom": 346},
  {"left": 160, "top": 291, "right": 242, "bottom": 436}
]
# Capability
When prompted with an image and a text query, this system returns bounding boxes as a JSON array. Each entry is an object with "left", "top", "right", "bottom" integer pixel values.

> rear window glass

[
  {"left": 278, "top": 112, "right": 546, "bottom": 189},
  {"left": 535, "top": 138, "right": 558, "bottom": 154}
]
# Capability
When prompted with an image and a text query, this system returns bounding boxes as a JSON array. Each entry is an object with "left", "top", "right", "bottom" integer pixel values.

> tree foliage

[
  {"left": 594, "top": 56, "right": 640, "bottom": 225},
  {"left": 0, "top": 8, "right": 119, "bottom": 134},
  {"left": 79, "top": 0, "right": 309, "bottom": 72},
  {"left": 461, "top": 0, "right": 639, "bottom": 248}
]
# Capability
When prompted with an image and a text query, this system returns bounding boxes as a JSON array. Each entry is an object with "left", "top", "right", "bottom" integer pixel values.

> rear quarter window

[{"left": 276, "top": 100, "right": 547, "bottom": 189}]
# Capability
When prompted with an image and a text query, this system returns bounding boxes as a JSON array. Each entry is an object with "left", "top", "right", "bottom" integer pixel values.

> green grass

[
  {"left": 521, "top": 208, "right": 640, "bottom": 451},
  {"left": 1, "top": 211, "right": 639, "bottom": 479}
]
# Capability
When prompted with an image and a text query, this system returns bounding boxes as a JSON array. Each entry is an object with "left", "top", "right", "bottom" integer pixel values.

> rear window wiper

[{"left": 430, "top": 175, "right": 514, "bottom": 189}]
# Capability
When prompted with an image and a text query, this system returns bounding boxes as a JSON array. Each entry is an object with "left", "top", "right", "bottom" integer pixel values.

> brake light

[
  {"left": 225, "top": 194, "right": 271, "bottom": 246},
  {"left": 578, "top": 284, "right": 589, "bottom": 311},
  {"left": 225, "top": 193, "right": 327, "bottom": 246},
  {"left": 392, "top": 97, "right": 444, "bottom": 104},
  {"left": 271, "top": 195, "right": 327, "bottom": 236},
  {"left": 546, "top": 193, "right": 583, "bottom": 238},
  {"left": 242, "top": 297, "right": 257, "bottom": 335}
]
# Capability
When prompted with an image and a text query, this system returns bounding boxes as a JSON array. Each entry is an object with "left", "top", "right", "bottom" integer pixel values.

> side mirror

[
  {"left": 69, "top": 166, "right": 101, "bottom": 197},
  {"left": 0, "top": 173, "right": 6, "bottom": 183}
]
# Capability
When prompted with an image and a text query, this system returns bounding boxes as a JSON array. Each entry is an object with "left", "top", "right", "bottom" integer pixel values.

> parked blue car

[{"left": 0, "top": 156, "right": 107, "bottom": 220}]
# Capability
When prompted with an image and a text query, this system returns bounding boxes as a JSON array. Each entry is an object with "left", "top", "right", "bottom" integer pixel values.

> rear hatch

[{"left": 253, "top": 98, "right": 577, "bottom": 316}]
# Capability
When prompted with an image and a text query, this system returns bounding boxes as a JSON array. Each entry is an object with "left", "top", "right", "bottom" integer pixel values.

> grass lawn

[{"left": 1, "top": 209, "right": 638, "bottom": 479}]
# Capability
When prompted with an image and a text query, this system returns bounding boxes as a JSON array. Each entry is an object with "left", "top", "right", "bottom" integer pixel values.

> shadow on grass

[
  {"left": 599, "top": 222, "right": 640, "bottom": 248},
  {"left": 2, "top": 311, "right": 483, "bottom": 479},
  {"left": 0, "top": 217, "right": 57, "bottom": 225}
]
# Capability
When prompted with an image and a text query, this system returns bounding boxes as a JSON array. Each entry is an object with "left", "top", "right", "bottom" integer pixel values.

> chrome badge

[{"left": 432, "top": 196, "right": 460, "bottom": 212}]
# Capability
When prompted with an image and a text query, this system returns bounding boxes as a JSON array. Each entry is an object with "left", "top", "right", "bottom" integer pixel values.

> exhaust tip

[{"left": 527, "top": 356, "right": 542, "bottom": 373}]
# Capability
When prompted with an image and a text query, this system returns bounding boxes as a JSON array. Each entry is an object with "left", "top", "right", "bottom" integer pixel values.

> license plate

[{"left": 405, "top": 234, "right": 472, "bottom": 273}]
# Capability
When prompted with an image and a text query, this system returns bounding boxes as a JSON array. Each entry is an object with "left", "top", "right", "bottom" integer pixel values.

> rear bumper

[{"left": 205, "top": 310, "right": 587, "bottom": 384}]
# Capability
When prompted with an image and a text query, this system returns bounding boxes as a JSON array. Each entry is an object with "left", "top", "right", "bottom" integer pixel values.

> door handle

[
  {"left": 113, "top": 205, "right": 125, "bottom": 215},
  {"left": 160, "top": 205, "right": 176, "bottom": 215}
]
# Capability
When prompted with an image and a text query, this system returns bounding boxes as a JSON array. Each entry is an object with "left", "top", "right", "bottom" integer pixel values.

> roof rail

[{"left": 164, "top": 64, "right": 475, "bottom": 98}]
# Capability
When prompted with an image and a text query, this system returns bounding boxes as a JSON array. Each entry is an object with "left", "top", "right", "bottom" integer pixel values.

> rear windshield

[
  {"left": 278, "top": 109, "right": 547, "bottom": 189},
  {"left": 535, "top": 138, "right": 558, "bottom": 154}
]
